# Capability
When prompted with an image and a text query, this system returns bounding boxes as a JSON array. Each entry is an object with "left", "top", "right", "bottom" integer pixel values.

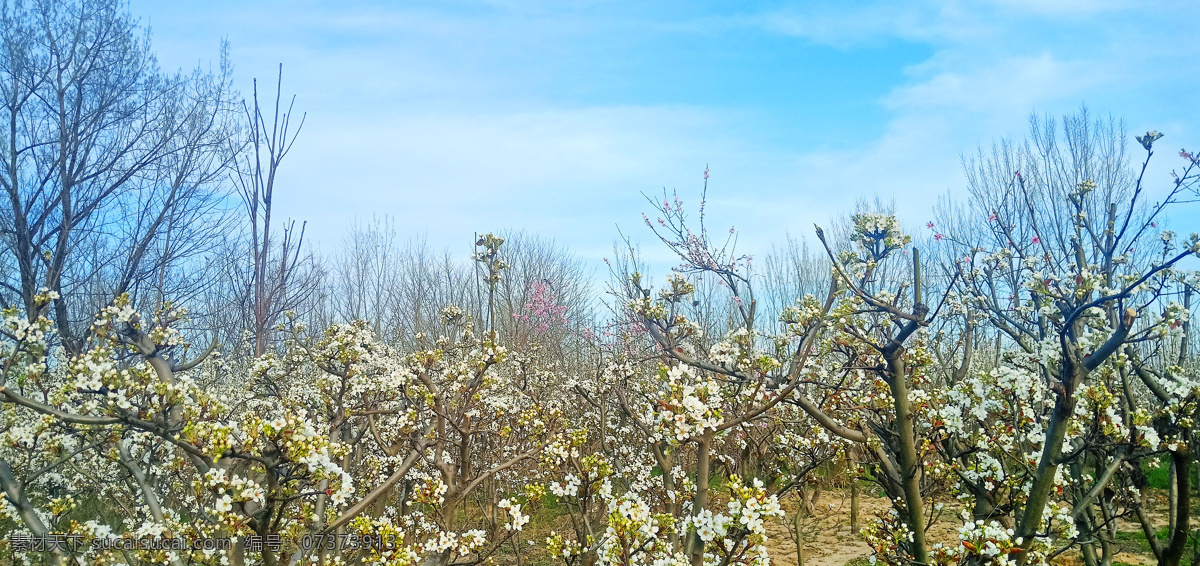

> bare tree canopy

[{"left": 0, "top": 0, "right": 238, "bottom": 354}]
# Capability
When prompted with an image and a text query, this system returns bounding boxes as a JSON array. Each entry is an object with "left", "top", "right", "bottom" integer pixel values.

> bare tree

[
  {"left": 0, "top": 0, "right": 239, "bottom": 354},
  {"left": 229, "top": 65, "right": 315, "bottom": 357}
]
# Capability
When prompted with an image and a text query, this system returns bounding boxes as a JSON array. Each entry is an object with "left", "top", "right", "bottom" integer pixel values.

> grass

[
  {"left": 1113, "top": 526, "right": 1173, "bottom": 555},
  {"left": 1143, "top": 455, "right": 1200, "bottom": 490},
  {"left": 1146, "top": 456, "right": 1171, "bottom": 490},
  {"left": 1112, "top": 526, "right": 1200, "bottom": 566},
  {"left": 1114, "top": 529, "right": 1154, "bottom": 554}
]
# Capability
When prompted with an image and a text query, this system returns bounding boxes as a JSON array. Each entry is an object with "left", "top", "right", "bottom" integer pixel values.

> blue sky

[{"left": 131, "top": 0, "right": 1200, "bottom": 271}]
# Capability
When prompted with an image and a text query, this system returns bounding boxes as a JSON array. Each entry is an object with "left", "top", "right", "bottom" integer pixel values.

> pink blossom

[
  {"left": 934, "top": 233, "right": 944, "bottom": 241},
  {"left": 514, "top": 280, "right": 568, "bottom": 334},
  {"left": 926, "top": 222, "right": 935, "bottom": 229},
  {"left": 1181, "top": 150, "right": 1193, "bottom": 160},
  {"left": 987, "top": 212, "right": 997, "bottom": 222},
  {"left": 1151, "top": 222, "right": 1158, "bottom": 228},
  {"left": 704, "top": 166, "right": 710, "bottom": 180},
  {"left": 1031, "top": 236, "right": 1041, "bottom": 244}
]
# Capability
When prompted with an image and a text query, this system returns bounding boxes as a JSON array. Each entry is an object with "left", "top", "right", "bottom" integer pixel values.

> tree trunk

[
  {"left": 1015, "top": 366, "right": 1081, "bottom": 561},
  {"left": 885, "top": 348, "right": 929, "bottom": 564},
  {"left": 851, "top": 480, "right": 860, "bottom": 535},
  {"left": 1170, "top": 456, "right": 1178, "bottom": 538},
  {"left": 794, "top": 508, "right": 805, "bottom": 566},
  {"left": 690, "top": 431, "right": 713, "bottom": 566},
  {"left": 1164, "top": 450, "right": 1191, "bottom": 566}
]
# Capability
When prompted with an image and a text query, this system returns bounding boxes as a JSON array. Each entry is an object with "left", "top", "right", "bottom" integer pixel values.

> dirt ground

[
  {"left": 761, "top": 490, "right": 875, "bottom": 566},
  {"left": 761, "top": 489, "right": 1164, "bottom": 566}
]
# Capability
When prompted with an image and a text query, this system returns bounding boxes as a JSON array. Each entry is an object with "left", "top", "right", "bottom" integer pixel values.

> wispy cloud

[
  {"left": 758, "top": 3, "right": 988, "bottom": 47},
  {"left": 133, "top": 0, "right": 1200, "bottom": 276}
]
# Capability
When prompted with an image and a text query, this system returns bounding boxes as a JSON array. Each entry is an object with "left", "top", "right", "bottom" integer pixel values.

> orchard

[{"left": 2, "top": 2, "right": 1200, "bottom": 566}]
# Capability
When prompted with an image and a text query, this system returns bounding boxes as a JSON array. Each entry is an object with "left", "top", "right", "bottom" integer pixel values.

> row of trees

[
  {"left": 613, "top": 112, "right": 1200, "bottom": 566},
  {"left": 2, "top": 2, "right": 1199, "bottom": 566}
]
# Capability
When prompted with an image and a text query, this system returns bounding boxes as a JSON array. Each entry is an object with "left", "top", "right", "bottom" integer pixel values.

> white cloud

[
  {"left": 133, "top": 0, "right": 1200, "bottom": 278},
  {"left": 756, "top": 2, "right": 990, "bottom": 47},
  {"left": 981, "top": 0, "right": 1135, "bottom": 17},
  {"left": 884, "top": 53, "right": 1108, "bottom": 115},
  {"left": 270, "top": 104, "right": 769, "bottom": 260}
]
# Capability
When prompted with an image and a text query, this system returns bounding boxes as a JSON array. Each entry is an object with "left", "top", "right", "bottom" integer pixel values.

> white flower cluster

[
  {"left": 545, "top": 530, "right": 584, "bottom": 560},
  {"left": 682, "top": 477, "right": 783, "bottom": 566},
  {"left": 2, "top": 311, "right": 51, "bottom": 343},
  {"left": 421, "top": 528, "right": 487, "bottom": 555},
  {"left": 689, "top": 509, "right": 733, "bottom": 543},
  {"left": 956, "top": 520, "right": 1022, "bottom": 564},
  {"left": 296, "top": 449, "right": 356, "bottom": 507},
  {"left": 203, "top": 468, "right": 266, "bottom": 516},
  {"left": 648, "top": 365, "right": 723, "bottom": 443},
  {"left": 1051, "top": 501, "right": 1079, "bottom": 540},
  {"left": 850, "top": 212, "right": 910, "bottom": 252},
  {"left": 708, "top": 328, "right": 779, "bottom": 374},
  {"left": 724, "top": 477, "right": 782, "bottom": 535},
  {"left": 439, "top": 305, "right": 466, "bottom": 325},
  {"left": 497, "top": 498, "right": 530, "bottom": 532},
  {"left": 549, "top": 474, "right": 582, "bottom": 498},
  {"left": 597, "top": 495, "right": 673, "bottom": 566}
]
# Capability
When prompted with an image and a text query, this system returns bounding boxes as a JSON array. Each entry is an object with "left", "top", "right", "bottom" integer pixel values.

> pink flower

[
  {"left": 1181, "top": 150, "right": 1193, "bottom": 160},
  {"left": 1031, "top": 236, "right": 1041, "bottom": 244},
  {"left": 934, "top": 233, "right": 944, "bottom": 241},
  {"left": 987, "top": 212, "right": 997, "bottom": 222},
  {"left": 1151, "top": 222, "right": 1158, "bottom": 228},
  {"left": 704, "top": 166, "right": 710, "bottom": 180},
  {"left": 926, "top": 222, "right": 935, "bottom": 229},
  {"left": 516, "top": 280, "right": 568, "bottom": 333}
]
